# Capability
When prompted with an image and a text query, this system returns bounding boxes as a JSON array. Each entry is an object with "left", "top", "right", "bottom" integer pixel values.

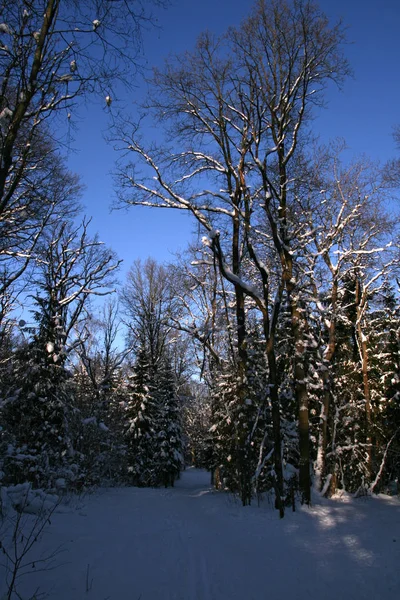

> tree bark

[
  {"left": 266, "top": 344, "right": 285, "bottom": 518},
  {"left": 316, "top": 278, "right": 338, "bottom": 493},
  {"left": 355, "top": 278, "right": 373, "bottom": 480}
]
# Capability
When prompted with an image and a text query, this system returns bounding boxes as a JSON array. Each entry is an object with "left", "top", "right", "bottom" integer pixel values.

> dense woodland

[{"left": 0, "top": 0, "right": 399, "bottom": 519}]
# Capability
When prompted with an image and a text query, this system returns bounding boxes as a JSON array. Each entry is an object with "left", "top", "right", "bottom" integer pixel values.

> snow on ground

[{"left": 1, "top": 468, "right": 399, "bottom": 600}]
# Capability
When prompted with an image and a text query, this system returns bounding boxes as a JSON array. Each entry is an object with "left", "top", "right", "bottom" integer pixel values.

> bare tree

[
  {"left": 304, "top": 143, "right": 398, "bottom": 493},
  {"left": 0, "top": 486, "right": 62, "bottom": 600},
  {"left": 0, "top": 133, "right": 81, "bottom": 299},
  {"left": 31, "top": 217, "right": 121, "bottom": 364},
  {"left": 0, "top": 0, "right": 166, "bottom": 297},
  {"left": 121, "top": 258, "right": 174, "bottom": 367},
  {"left": 167, "top": 246, "right": 235, "bottom": 378},
  {"left": 75, "top": 298, "right": 131, "bottom": 400},
  {"left": 115, "top": 0, "right": 349, "bottom": 510}
]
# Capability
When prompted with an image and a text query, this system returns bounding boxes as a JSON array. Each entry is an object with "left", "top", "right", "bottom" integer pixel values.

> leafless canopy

[{"left": 0, "top": 0, "right": 166, "bottom": 300}]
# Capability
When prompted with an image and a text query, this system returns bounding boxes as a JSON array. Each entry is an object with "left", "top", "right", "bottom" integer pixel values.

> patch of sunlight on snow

[
  {"left": 342, "top": 535, "right": 375, "bottom": 565},
  {"left": 312, "top": 505, "right": 361, "bottom": 530},
  {"left": 188, "top": 490, "right": 212, "bottom": 498},
  {"left": 317, "top": 513, "right": 336, "bottom": 530},
  {"left": 375, "top": 493, "right": 400, "bottom": 506}
]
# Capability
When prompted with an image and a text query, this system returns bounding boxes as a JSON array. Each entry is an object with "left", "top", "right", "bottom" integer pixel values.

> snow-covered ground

[{"left": 1, "top": 468, "right": 399, "bottom": 600}]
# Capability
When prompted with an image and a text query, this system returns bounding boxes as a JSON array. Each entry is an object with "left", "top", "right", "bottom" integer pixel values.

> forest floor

[{"left": 1, "top": 468, "right": 400, "bottom": 600}]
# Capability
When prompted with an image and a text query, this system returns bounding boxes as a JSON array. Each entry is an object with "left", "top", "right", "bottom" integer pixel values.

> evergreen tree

[
  {"left": 368, "top": 281, "right": 400, "bottom": 490},
  {"left": 125, "top": 347, "right": 161, "bottom": 486},
  {"left": 208, "top": 323, "right": 269, "bottom": 505},
  {"left": 155, "top": 357, "right": 184, "bottom": 487},
  {"left": 181, "top": 381, "right": 212, "bottom": 468},
  {"left": 0, "top": 308, "right": 75, "bottom": 489},
  {"left": 328, "top": 274, "right": 368, "bottom": 492}
]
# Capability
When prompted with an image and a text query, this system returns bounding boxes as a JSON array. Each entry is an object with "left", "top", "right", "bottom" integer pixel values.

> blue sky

[{"left": 66, "top": 0, "right": 400, "bottom": 277}]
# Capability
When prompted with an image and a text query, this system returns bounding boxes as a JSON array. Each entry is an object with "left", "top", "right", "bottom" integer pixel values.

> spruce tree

[
  {"left": 1, "top": 307, "right": 75, "bottom": 488},
  {"left": 368, "top": 282, "right": 400, "bottom": 489},
  {"left": 125, "top": 347, "right": 160, "bottom": 486},
  {"left": 155, "top": 357, "right": 184, "bottom": 487}
]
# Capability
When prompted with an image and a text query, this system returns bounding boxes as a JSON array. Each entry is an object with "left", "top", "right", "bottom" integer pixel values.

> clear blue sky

[{"left": 66, "top": 0, "right": 400, "bottom": 277}]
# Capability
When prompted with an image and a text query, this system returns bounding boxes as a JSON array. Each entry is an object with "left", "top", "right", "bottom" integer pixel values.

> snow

[
  {"left": 46, "top": 341, "right": 54, "bottom": 353},
  {"left": 0, "top": 107, "right": 12, "bottom": 121},
  {"left": 1, "top": 468, "right": 399, "bottom": 599},
  {"left": 1, "top": 483, "right": 59, "bottom": 516}
]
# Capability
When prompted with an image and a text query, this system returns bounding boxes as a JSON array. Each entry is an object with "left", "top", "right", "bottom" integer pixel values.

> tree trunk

[
  {"left": 358, "top": 326, "right": 373, "bottom": 479},
  {"left": 232, "top": 199, "right": 253, "bottom": 506},
  {"left": 355, "top": 278, "right": 373, "bottom": 481},
  {"left": 315, "top": 367, "right": 331, "bottom": 492},
  {"left": 289, "top": 295, "right": 311, "bottom": 505},
  {"left": 316, "top": 282, "right": 337, "bottom": 492},
  {"left": 266, "top": 344, "right": 285, "bottom": 518}
]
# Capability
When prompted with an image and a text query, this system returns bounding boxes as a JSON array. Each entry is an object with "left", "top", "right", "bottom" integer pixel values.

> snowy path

[{"left": 2, "top": 468, "right": 400, "bottom": 599}]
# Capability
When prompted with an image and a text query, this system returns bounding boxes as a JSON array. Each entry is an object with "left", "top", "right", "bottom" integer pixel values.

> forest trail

[{"left": 2, "top": 468, "right": 400, "bottom": 600}]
